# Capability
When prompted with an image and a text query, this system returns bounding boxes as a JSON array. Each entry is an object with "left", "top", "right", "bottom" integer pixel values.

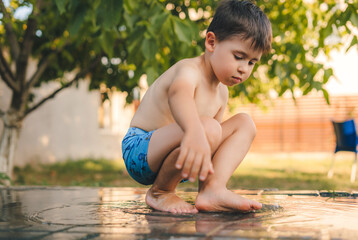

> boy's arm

[
  {"left": 214, "top": 106, "right": 225, "bottom": 123},
  {"left": 168, "top": 72, "right": 214, "bottom": 182},
  {"left": 214, "top": 86, "right": 229, "bottom": 122}
]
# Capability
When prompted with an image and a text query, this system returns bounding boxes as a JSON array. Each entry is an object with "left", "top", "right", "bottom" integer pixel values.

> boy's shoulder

[
  {"left": 173, "top": 57, "right": 228, "bottom": 99},
  {"left": 172, "top": 56, "right": 212, "bottom": 85},
  {"left": 174, "top": 57, "right": 202, "bottom": 77}
]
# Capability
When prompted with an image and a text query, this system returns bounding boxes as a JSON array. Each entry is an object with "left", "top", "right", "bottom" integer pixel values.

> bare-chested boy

[{"left": 122, "top": 0, "right": 272, "bottom": 214}]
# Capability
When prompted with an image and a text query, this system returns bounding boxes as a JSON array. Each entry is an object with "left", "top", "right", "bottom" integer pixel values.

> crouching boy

[{"left": 122, "top": 0, "right": 272, "bottom": 213}]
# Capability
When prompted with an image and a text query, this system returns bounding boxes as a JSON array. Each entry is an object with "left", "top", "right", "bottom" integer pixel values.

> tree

[
  {"left": 0, "top": 0, "right": 202, "bottom": 182},
  {"left": 0, "top": 0, "right": 357, "bottom": 182}
]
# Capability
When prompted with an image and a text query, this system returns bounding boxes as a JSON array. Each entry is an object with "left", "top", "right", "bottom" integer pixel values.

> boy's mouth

[{"left": 232, "top": 76, "right": 242, "bottom": 83}]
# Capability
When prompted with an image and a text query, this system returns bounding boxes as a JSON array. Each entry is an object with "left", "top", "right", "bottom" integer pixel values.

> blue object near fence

[{"left": 328, "top": 119, "right": 358, "bottom": 182}]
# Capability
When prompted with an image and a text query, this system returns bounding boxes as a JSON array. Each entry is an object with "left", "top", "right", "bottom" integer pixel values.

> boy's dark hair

[{"left": 207, "top": 0, "right": 272, "bottom": 53}]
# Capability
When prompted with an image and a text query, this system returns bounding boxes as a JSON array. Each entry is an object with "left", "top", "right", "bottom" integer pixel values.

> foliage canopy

[{"left": 0, "top": 0, "right": 357, "bottom": 109}]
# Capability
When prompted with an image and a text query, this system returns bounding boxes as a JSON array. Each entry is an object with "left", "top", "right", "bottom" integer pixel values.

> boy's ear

[{"left": 205, "top": 31, "right": 217, "bottom": 52}]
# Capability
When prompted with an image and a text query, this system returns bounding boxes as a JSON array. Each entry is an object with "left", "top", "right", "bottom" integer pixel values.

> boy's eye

[
  {"left": 234, "top": 55, "right": 242, "bottom": 60},
  {"left": 249, "top": 61, "right": 255, "bottom": 65}
]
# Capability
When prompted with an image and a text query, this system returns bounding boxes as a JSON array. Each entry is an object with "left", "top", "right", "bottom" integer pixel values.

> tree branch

[
  {"left": 25, "top": 53, "right": 53, "bottom": 90},
  {"left": 0, "top": 109, "right": 4, "bottom": 120},
  {"left": 21, "top": 0, "right": 44, "bottom": 53},
  {"left": 0, "top": 0, "right": 20, "bottom": 61},
  {"left": 23, "top": 56, "right": 101, "bottom": 118},
  {"left": 16, "top": 18, "right": 38, "bottom": 85},
  {"left": 32, "top": 0, "right": 44, "bottom": 16},
  {"left": 0, "top": 47, "right": 19, "bottom": 92},
  {"left": 26, "top": 41, "right": 69, "bottom": 91},
  {"left": 15, "top": 0, "right": 45, "bottom": 85}
]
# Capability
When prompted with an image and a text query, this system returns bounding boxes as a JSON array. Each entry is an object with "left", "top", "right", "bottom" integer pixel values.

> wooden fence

[{"left": 235, "top": 95, "right": 358, "bottom": 152}]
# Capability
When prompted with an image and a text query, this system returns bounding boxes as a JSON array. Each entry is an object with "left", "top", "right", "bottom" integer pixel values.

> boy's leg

[
  {"left": 146, "top": 116, "right": 221, "bottom": 173},
  {"left": 196, "top": 113, "right": 262, "bottom": 212},
  {"left": 145, "top": 117, "right": 221, "bottom": 214},
  {"left": 146, "top": 148, "right": 198, "bottom": 213}
]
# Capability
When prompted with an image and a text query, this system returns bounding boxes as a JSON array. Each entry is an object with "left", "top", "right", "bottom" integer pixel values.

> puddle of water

[{"left": 1, "top": 187, "right": 358, "bottom": 239}]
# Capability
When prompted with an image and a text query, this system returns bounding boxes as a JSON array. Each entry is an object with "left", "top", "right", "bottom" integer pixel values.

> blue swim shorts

[{"left": 122, "top": 127, "right": 157, "bottom": 185}]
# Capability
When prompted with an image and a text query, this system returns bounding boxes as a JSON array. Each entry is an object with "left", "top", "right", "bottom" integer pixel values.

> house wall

[{"left": 0, "top": 79, "right": 134, "bottom": 166}]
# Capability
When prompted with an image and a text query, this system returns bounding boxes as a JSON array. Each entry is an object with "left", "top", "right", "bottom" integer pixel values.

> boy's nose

[{"left": 237, "top": 63, "right": 247, "bottom": 74}]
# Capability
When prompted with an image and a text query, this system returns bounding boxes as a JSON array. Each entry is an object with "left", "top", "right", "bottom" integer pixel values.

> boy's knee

[
  {"left": 233, "top": 113, "right": 257, "bottom": 138},
  {"left": 201, "top": 117, "right": 222, "bottom": 151}
]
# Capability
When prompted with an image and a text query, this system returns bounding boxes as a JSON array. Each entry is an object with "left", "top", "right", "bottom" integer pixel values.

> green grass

[
  {"left": 11, "top": 155, "right": 358, "bottom": 191},
  {"left": 230, "top": 154, "right": 358, "bottom": 191},
  {"left": 13, "top": 158, "right": 142, "bottom": 187}
]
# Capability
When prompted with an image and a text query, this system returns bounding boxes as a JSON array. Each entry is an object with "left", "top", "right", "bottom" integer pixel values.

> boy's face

[{"left": 206, "top": 33, "right": 262, "bottom": 87}]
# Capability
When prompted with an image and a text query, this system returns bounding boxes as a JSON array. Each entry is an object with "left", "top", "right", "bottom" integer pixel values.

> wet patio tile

[
  {"left": 41, "top": 232, "right": 95, "bottom": 240},
  {"left": 0, "top": 223, "right": 28, "bottom": 231},
  {"left": 18, "top": 225, "right": 75, "bottom": 233},
  {"left": 1, "top": 186, "right": 358, "bottom": 239},
  {"left": 0, "top": 232, "right": 47, "bottom": 240}
]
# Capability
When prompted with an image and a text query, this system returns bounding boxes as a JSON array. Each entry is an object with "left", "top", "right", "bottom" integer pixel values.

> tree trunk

[{"left": 0, "top": 111, "right": 22, "bottom": 185}]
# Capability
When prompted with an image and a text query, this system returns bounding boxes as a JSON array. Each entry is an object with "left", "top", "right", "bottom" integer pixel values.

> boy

[{"left": 122, "top": 0, "right": 272, "bottom": 214}]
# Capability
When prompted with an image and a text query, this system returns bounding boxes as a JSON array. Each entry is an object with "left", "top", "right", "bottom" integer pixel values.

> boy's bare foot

[
  {"left": 146, "top": 187, "right": 198, "bottom": 214},
  {"left": 195, "top": 187, "right": 262, "bottom": 212}
]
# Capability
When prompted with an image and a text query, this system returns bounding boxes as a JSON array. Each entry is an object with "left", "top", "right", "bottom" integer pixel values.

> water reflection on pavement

[{"left": 1, "top": 186, "right": 358, "bottom": 239}]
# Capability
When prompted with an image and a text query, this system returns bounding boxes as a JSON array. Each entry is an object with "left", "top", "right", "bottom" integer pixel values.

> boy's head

[{"left": 207, "top": 0, "right": 272, "bottom": 54}]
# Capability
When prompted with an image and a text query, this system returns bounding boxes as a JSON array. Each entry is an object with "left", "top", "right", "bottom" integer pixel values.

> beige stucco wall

[{"left": 0, "top": 78, "right": 134, "bottom": 166}]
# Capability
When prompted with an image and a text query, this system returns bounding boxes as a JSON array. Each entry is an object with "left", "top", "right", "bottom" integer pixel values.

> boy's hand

[{"left": 175, "top": 129, "right": 214, "bottom": 182}]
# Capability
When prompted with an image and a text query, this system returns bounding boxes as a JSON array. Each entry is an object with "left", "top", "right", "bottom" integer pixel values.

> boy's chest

[{"left": 194, "top": 88, "right": 222, "bottom": 118}]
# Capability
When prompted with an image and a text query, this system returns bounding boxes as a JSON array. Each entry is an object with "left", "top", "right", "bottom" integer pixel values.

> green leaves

[
  {"left": 322, "top": 88, "right": 330, "bottom": 105},
  {"left": 96, "top": 0, "right": 123, "bottom": 30},
  {"left": 150, "top": 12, "right": 169, "bottom": 32},
  {"left": 2, "top": 0, "right": 357, "bottom": 108},
  {"left": 172, "top": 17, "right": 193, "bottom": 45},
  {"left": 142, "top": 37, "right": 158, "bottom": 60},
  {"left": 50, "top": 0, "right": 358, "bottom": 105},
  {"left": 350, "top": 10, "right": 358, "bottom": 27},
  {"left": 145, "top": 67, "right": 158, "bottom": 85},
  {"left": 68, "top": 6, "right": 87, "bottom": 36},
  {"left": 117, "top": 1, "right": 203, "bottom": 98},
  {"left": 323, "top": 68, "right": 333, "bottom": 84},
  {"left": 0, "top": 172, "right": 12, "bottom": 185},
  {"left": 54, "top": 0, "right": 67, "bottom": 14},
  {"left": 347, "top": 35, "right": 358, "bottom": 53},
  {"left": 99, "top": 31, "right": 116, "bottom": 58}
]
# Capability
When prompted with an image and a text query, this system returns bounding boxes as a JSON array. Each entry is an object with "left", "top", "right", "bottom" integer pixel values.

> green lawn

[{"left": 10, "top": 154, "right": 358, "bottom": 191}]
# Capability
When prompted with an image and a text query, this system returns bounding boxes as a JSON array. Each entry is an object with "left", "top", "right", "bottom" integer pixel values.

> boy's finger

[
  {"left": 176, "top": 147, "right": 188, "bottom": 169},
  {"left": 199, "top": 157, "right": 210, "bottom": 181},
  {"left": 207, "top": 155, "right": 214, "bottom": 174},
  {"left": 182, "top": 150, "right": 195, "bottom": 178},
  {"left": 188, "top": 154, "right": 203, "bottom": 182},
  {"left": 209, "top": 162, "right": 214, "bottom": 174}
]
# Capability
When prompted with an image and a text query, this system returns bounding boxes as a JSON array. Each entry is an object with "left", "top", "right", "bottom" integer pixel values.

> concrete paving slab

[
  {"left": 0, "top": 231, "right": 47, "bottom": 240},
  {"left": 1, "top": 186, "right": 358, "bottom": 239}
]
